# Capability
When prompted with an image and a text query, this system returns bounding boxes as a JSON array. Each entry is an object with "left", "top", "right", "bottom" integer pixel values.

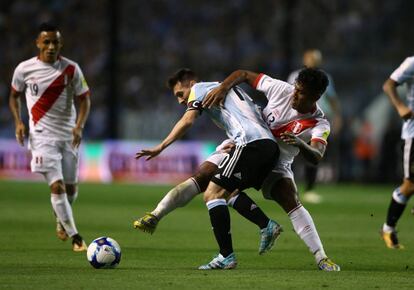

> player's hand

[
  {"left": 72, "top": 126, "right": 83, "bottom": 148},
  {"left": 203, "top": 85, "right": 228, "bottom": 109},
  {"left": 397, "top": 105, "right": 414, "bottom": 120},
  {"left": 15, "top": 122, "right": 25, "bottom": 146},
  {"left": 135, "top": 145, "right": 163, "bottom": 160},
  {"left": 280, "top": 132, "right": 305, "bottom": 147},
  {"left": 221, "top": 142, "right": 235, "bottom": 153}
]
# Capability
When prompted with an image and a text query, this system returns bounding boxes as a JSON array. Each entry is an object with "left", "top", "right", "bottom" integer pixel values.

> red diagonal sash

[
  {"left": 31, "top": 64, "right": 75, "bottom": 125},
  {"left": 271, "top": 118, "right": 318, "bottom": 137}
]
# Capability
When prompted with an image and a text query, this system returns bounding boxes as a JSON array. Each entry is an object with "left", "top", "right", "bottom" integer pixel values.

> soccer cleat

[
  {"left": 198, "top": 253, "right": 237, "bottom": 270},
  {"left": 133, "top": 213, "right": 159, "bottom": 234},
  {"left": 72, "top": 234, "right": 87, "bottom": 252},
  {"left": 318, "top": 258, "right": 341, "bottom": 271},
  {"left": 380, "top": 230, "right": 404, "bottom": 249},
  {"left": 56, "top": 220, "right": 69, "bottom": 241},
  {"left": 259, "top": 219, "right": 283, "bottom": 255}
]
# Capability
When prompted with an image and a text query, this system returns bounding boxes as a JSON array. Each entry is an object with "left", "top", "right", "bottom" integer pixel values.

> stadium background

[
  {"left": 1, "top": 1, "right": 414, "bottom": 289},
  {"left": 1, "top": 0, "right": 414, "bottom": 184}
]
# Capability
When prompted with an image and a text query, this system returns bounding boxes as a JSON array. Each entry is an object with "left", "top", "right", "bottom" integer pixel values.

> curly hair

[{"left": 296, "top": 68, "right": 329, "bottom": 100}]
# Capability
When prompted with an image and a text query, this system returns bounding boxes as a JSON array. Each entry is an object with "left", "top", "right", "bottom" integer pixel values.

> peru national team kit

[
  {"left": 11, "top": 56, "right": 90, "bottom": 184},
  {"left": 206, "top": 73, "right": 331, "bottom": 195}
]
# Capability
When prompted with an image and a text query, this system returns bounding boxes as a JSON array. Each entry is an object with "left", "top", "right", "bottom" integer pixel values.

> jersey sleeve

[
  {"left": 11, "top": 63, "right": 25, "bottom": 93},
  {"left": 390, "top": 57, "right": 414, "bottom": 84},
  {"left": 310, "top": 118, "right": 331, "bottom": 145},
  {"left": 72, "top": 64, "right": 90, "bottom": 98},
  {"left": 254, "top": 74, "right": 293, "bottom": 101},
  {"left": 324, "top": 74, "right": 338, "bottom": 99}
]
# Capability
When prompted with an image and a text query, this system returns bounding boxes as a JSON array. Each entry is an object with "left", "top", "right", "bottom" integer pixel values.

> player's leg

[
  {"left": 61, "top": 141, "right": 87, "bottom": 251},
  {"left": 228, "top": 192, "right": 282, "bottom": 255},
  {"left": 303, "top": 164, "right": 322, "bottom": 204},
  {"left": 199, "top": 181, "right": 237, "bottom": 270},
  {"left": 262, "top": 170, "right": 340, "bottom": 271},
  {"left": 381, "top": 138, "right": 414, "bottom": 249},
  {"left": 133, "top": 161, "right": 217, "bottom": 233},
  {"left": 381, "top": 179, "right": 414, "bottom": 249},
  {"left": 134, "top": 141, "right": 232, "bottom": 233},
  {"left": 199, "top": 140, "right": 279, "bottom": 269},
  {"left": 65, "top": 184, "right": 78, "bottom": 205}
]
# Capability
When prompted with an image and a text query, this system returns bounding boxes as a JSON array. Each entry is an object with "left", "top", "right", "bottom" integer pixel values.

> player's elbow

[{"left": 382, "top": 79, "right": 396, "bottom": 94}]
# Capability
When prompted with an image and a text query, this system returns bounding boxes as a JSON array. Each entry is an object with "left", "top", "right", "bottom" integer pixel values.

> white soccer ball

[{"left": 87, "top": 236, "right": 121, "bottom": 269}]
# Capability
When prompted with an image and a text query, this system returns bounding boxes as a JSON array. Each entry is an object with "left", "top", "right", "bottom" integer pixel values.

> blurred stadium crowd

[{"left": 0, "top": 0, "right": 413, "bottom": 183}]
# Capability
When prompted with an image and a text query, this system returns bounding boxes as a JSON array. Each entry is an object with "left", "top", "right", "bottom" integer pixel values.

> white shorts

[
  {"left": 261, "top": 159, "right": 296, "bottom": 200},
  {"left": 29, "top": 138, "right": 79, "bottom": 185},
  {"left": 205, "top": 139, "right": 232, "bottom": 166}
]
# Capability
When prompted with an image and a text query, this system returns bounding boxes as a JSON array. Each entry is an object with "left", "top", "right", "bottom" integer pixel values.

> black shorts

[
  {"left": 211, "top": 139, "right": 279, "bottom": 192},
  {"left": 402, "top": 138, "right": 414, "bottom": 180}
]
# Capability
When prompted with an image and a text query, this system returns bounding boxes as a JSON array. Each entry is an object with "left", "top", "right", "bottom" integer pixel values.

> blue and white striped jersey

[{"left": 187, "top": 82, "right": 275, "bottom": 146}]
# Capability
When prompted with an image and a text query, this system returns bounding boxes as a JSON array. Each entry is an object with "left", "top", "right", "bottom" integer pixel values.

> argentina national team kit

[{"left": 186, "top": 82, "right": 279, "bottom": 192}]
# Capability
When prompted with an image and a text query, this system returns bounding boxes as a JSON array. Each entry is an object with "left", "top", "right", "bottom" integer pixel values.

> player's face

[
  {"left": 292, "top": 83, "right": 316, "bottom": 113},
  {"left": 173, "top": 81, "right": 192, "bottom": 106},
  {"left": 36, "top": 31, "right": 63, "bottom": 63}
]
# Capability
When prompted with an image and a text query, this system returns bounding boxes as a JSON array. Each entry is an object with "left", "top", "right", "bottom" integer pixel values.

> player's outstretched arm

[
  {"left": 9, "top": 90, "right": 25, "bottom": 146},
  {"left": 203, "top": 70, "right": 260, "bottom": 108},
  {"left": 135, "top": 110, "right": 199, "bottom": 160},
  {"left": 383, "top": 78, "right": 413, "bottom": 120}
]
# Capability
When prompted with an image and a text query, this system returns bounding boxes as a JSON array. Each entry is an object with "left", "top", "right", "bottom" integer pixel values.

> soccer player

[
  {"left": 380, "top": 56, "right": 414, "bottom": 249},
  {"left": 136, "top": 68, "right": 280, "bottom": 269},
  {"left": 203, "top": 68, "right": 340, "bottom": 271},
  {"left": 9, "top": 23, "right": 90, "bottom": 251},
  {"left": 135, "top": 139, "right": 283, "bottom": 256},
  {"left": 287, "top": 49, "right": 342, "bottom": 203}
]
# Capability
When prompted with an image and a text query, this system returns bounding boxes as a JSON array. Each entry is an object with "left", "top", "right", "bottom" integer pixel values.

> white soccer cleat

[{"left": 198, "top": 253, "right": 237, "bottom": 270}]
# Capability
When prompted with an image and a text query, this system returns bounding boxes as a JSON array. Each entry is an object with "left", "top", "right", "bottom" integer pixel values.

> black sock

[
  {"left": 208, "top": 205, "right": 233, "bottom": 257},
  {"left": 305, "top": 165, "right": 317, "bottom": 191},
  {"left": 386, "top": 198, "right": 406, "bottom": 227},
  {"left": 232, "top": 192, "right": 269, "bottom": 229}
]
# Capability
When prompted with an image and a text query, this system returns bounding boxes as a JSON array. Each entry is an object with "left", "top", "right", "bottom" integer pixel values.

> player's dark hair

[
  {"left": 296, "top": 68, "right": 329, "bottom": 100},
  {"left": 38, "top": 22, "right": 58, "bottom": 33},
  {"left": 167, "top": 68, "right": 198, "bottom": 89}
]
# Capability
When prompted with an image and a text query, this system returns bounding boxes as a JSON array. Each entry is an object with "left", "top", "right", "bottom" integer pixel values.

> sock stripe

[
  {"left": 288, "top": 204, "right": 303, "bottom": 216},
  {"left": 206, "top": 199, "right": 227, "bottom": 210}
]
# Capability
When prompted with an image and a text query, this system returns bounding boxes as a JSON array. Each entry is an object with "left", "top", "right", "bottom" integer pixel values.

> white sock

[
  {"left": 151, "top": 178, "right": 200, "bottom": 219},
  {"left": 289, "top": 205, "right": 327, "bottom": 264},
  {"left": 382, "top": 223, "right": 395, "bottom": 233},
  {"left": 51, "top": 193, "right": 78, "bottom": 237},
  {"left": 67, "top": 192, "right": 78, "bottom": 205}
]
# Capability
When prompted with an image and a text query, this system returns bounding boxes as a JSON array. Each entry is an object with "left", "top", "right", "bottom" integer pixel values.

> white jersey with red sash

[
  {"left": 254, "top": 74, "right": 330, "bottom": 163},
  {"left": 11, "top": 56, "right": 90, "bottom": 141}
]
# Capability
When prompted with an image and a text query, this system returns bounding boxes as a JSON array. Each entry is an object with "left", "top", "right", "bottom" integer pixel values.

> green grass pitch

[{"left": 1, "top": 181, "right": 414, "bottom": 289}]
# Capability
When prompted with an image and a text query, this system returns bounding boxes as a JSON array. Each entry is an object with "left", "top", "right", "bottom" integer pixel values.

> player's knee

[
  {"left": 193, "top": 162, "right": 218, "bottom": 192},
  {"left": 401, "top": 179, "right": 414, "bottom": 196},
  {"left": 193, "top": 173, "right": 210, "bottom": 192},
  {"left": 50, "top": 180, "right": 65, "bottom": 194},
  {"left": 65, "top": 184, "right": 77, "bottom": 195},
  {"left": 203, "top": 188, "right": 226, "bottom": 202}
]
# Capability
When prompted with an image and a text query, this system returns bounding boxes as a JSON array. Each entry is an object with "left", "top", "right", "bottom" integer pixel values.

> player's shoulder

[
  {"left": 15, "top": 57, "right": 38, "bottom": 71},
  {"left": 193, "top": 81, "right": 219, "bottom": 90},
  {"left": 262, "top": 74, "right": 292, "bottom": 86},
  {"left": 398, "top": 56, "right": 414, "bottom": 69},
  {"left": 314, "top": 106, "right": 330, "bottom": 124},
  {"left": 59, "top": 56, "right": 80, "bottom": 67}
]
